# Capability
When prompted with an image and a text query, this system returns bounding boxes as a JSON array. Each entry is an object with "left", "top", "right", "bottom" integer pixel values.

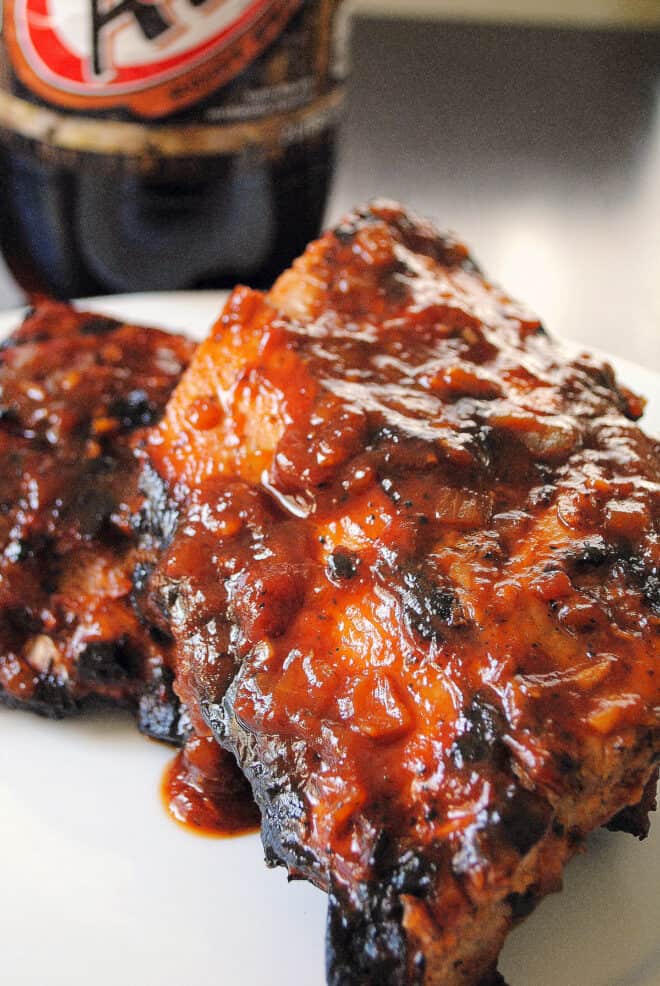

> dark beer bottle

[{"left": 0, "top": 1, "right": 348, "bottom": 298}]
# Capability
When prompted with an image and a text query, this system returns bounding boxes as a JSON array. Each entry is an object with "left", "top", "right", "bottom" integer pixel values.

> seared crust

[
  {"left": 0, "top": 302, "right": 194, "bottom": 741},
  {"left": 145, "top": 202, "right": 660, "bottom": 983},
  {"left": 606, "top": 767, "right": 658, "bottom": 839}
]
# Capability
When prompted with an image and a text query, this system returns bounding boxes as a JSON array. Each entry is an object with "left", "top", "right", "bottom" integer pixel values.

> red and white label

[{"left": 4, "top": 0, "right": 302, "bottom": 116}]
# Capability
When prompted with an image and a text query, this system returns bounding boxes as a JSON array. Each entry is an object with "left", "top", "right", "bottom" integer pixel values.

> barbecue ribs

[
  {"left": 0, "top": 301, "right": 194, "bottom": 741},
  {"left": 142, "top": 202, "right": 658, "bottom": 983}
]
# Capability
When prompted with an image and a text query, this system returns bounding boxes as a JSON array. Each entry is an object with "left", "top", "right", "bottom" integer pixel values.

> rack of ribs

[
  {"left": 142, "top": 201, "right": 659, "bottom": 984},
  {"left": 0, "top": 301, "right": 194, "bottom": 742}
]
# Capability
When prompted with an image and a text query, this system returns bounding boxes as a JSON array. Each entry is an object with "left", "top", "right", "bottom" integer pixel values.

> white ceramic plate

[{"left": 0, "top": 292, "right": 658, "bottom": 986}]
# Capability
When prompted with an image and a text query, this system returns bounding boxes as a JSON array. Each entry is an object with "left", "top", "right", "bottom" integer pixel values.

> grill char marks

[
  {"left": 326, "top": 882, "right": 410, "bottom": 986},
  {"left": 0, "top": 301, "right": 194, "bottom": 740},
  {"left": 143, "top": 202, "right": 660, "bottom": 985},
  {"left": 398, "top": 567, "right": 465, "bottom": 642},
  {"left": 451, "top": 694, "right": 509, "bottom": 770}
]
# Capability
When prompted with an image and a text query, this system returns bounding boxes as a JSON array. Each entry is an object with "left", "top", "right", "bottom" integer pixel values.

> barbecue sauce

[
  {"left": 146, "top": 202, "right": 660, "bottom": 885},
  {"left": 162, "top": 734, "right": 260, "bottom": 837},
  {"left": 0, "top": 302, "right": 194, "bottom": 719}
]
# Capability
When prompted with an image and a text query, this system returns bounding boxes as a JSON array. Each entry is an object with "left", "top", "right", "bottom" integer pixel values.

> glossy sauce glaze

[
  {"left": 143, "top": 203, "right": 660, "bottom": 980},
  {"left": 0, "top": 301, "right": 194, "bottom": 726},
  {"left": 0, "top": 301, "right": 261, "bottom": 836},
  {"left": 148, "top": 204, "right": 659, "bottom": 856}
]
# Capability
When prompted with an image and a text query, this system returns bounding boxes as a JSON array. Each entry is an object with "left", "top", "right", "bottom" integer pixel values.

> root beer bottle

[{"left": 0, "top": 1, "right": 348, "bottom": 297}]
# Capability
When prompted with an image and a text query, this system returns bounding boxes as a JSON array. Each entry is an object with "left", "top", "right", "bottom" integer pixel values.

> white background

[{"left": 351, "top": 0, "right": 660, "bottom": 28}]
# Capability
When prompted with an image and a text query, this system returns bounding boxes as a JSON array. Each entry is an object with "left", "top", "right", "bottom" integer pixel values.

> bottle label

[
  {"left": 3, "top": 0, "right": 303, "bottom": 117},
  {"left": 3, "top": 0, "right": 313, "bottom": 118},
  {"left": 0, "top": 0, "right": 347, "bottom": 161}
]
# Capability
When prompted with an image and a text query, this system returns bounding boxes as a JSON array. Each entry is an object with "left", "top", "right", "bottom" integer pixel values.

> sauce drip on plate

[{"left": 162, "top": 734, "right": 260, "bottom": 838}]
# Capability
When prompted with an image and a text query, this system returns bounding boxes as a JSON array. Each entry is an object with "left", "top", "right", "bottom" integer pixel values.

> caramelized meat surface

[
  {"left": 145, "top": 202, "right": 659, "bottom": 983},
  {"left": 0, "top": 302, "right": 194, "bottom": 741}
]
